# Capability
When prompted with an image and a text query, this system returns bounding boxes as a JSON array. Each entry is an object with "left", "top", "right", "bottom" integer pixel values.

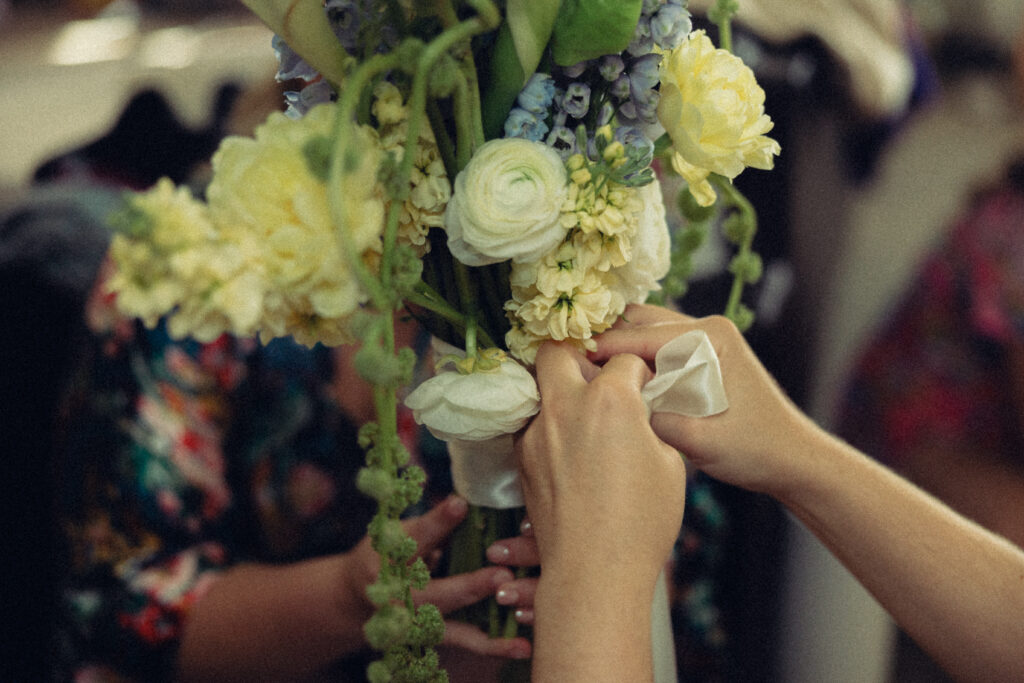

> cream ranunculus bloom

[
  {"left": 444, "top": 138, "right": 570, "bottom": 266},
  {"left": 657, "top": 30, "right": 781, "bottom": 206},
  {"left": 404, "top": 355, "right": 540, "bottom": 442}
]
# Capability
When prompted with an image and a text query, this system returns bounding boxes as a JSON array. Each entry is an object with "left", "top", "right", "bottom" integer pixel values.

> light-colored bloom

[
  {"left": 612, "top": 178, "right": 671, "bottom": 303},
  {"left": 206, "top": 103, "right": 380, "bottom": 345},
  {"left": 657, "top": 30, "right": 781, "bottom": 206},
  {"left": 508, "top": 269, "right": 623, "bottom": 344},
  {"left": 444, "top": 138, "right": 569, "bottom": 266},
  {"left": 404, "top": 356, "right": 540, "bottom": 442},
  {"left": 106, "top": 178, "right": 218, "bottom": 328}
]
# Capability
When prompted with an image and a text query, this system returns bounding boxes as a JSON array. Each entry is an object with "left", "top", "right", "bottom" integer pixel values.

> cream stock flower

[
  {"left": 657, "top": 30, "right": 781, "bottom": 206},
  {"left": 444, "top": 138, "right": 569, "bottom": 266},
  {"left": 404, "top": 355, "right": 540, "bottom": 442},
  {"left": 107, "top": 178, "right": 215, "bottom": 327},
  {"left": 508, "top": 269, "right": 623, "bottom": 344},
  {"left": 371, "top": 82, "right": 450, "bottom": 253}
]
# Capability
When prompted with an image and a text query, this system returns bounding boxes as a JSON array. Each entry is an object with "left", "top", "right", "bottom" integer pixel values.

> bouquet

[{"left": 105, "top": 0, "right": 779, "bottom": 679}]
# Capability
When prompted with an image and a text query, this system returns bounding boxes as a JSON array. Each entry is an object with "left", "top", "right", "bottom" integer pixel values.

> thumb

[{"left": 402, "top": 495, "right": 470, "bottom": 557}]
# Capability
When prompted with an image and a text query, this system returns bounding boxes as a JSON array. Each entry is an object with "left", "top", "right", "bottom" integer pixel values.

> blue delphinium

[
  {"left": 283, "top": 80, "right": 335, "bottom": 119},
  {"left": 504, "top": 108, "right": 549, "bottom": 141},
  {"left": 651, "top": 3, "right": 692, "bottom": 49},
  {"left": 272, "top": 35, "right": 319, "bottom": 82},
  {"left": 560, "top": 82, "right": 591, "bottom": 119},
  {"left": 499, "top": 0, "right": 692, "bottom": 174},
  {"left": 504, "top": 74, "right": 557, "bottom": 141}
]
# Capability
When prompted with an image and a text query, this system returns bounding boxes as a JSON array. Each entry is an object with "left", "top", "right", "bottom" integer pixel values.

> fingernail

[
  {"left": 486, "top": 543, "right": 510, "bottom": 563},
  {"left": 496, "top": 587, "right": 518, "bottom": 605},
  {"left": 514, "top": 608, "right": 534, "bottom": 625},
  {"left": 519, "top": 519, "right": 533, "bottom": 536}
]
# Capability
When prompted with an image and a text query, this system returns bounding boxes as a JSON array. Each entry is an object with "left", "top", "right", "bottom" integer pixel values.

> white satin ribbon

[
  {"left": 640, "top": 329, "right": 729, "bottom": 417},
  {"left": 447, "top": 436, "right": 525, "bottom": 509},
  {"left": 445, "top": 330, "right": 728, "bottom": 508}
]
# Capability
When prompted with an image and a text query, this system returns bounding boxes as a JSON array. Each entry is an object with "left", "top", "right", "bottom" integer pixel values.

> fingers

[
  {"left": 442, "top": 622, "right": 532, "bottom": 659},
  {"left": 591, "top": 323, "right": 691, "bottom": 363},
  {"left": 495, "top": 577, "right": 537, "bottom": 617},
  {"left": 594, "top": 352, "right": 654, "bottom": 396},
  {"left": 414, "top": 565, "right": 512, "bottom": 614},
  {"left": 533, "top": 341, "right": 588, "bottom": 398},
  {"left": 401, "top": 495, "right": 469, "bottom": 557},
  {"left": 485, "top": 535, "right": 540, "bottom": 568}
]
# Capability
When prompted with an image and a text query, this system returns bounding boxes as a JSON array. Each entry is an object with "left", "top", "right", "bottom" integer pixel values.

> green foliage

[
  {"left": 302, "top": 134, "right": 333, "bottom": 181},
  {"left": 550, "top": 0, "right": 643, "bottom": 65}
]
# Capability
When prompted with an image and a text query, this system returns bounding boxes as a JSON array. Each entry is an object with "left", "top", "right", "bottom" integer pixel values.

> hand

[
  {"left": 486, "top": 519, "right": 541, "bottom": 626},
  {"left": 517, "top": 341, "right": 686, "bottom": 584},
  {"left": 591, "top": 304, "right": 821, "bottom": 497},
  {"left": 342, "top": 495, "right": 532, "bottom": 660}
]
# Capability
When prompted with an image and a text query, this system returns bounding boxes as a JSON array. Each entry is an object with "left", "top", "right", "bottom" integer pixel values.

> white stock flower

[
  {"left": 444, "top": 138, "right": 569, "bottom": 266},
  {"left": 613, "top": 178, "right": 671, "bottom": 304},
  {"left": 404, "top": 357, "right": 540, "bottom": 442}
]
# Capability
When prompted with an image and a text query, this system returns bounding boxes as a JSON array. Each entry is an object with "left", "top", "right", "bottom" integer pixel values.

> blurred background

[{"left": 3, "top": 0, "right": 1023, "bottom": 681}]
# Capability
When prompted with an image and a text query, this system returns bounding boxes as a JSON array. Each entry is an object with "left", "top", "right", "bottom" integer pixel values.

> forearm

[
  {"left": 178, "top": 554, "right": 369, "bottom": 681},
  {"left": 531, "top": 564, "right": 655, "bottom": 683},
  {"left": 775, "top": 429, "right": 1024, "bottom": 683}
]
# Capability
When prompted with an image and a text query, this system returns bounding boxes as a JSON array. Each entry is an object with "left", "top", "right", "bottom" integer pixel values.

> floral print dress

[{"left": 54, "top": 280, "right": 429, "bottom": 680}]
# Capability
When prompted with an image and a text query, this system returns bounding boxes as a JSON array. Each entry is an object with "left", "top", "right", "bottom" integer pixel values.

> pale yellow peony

[
  {"left": 205, "top": 102, "right": 382, "bottom": 345},
  {"left": 657, "top": 30, "right": 781, "bottom": 206}
]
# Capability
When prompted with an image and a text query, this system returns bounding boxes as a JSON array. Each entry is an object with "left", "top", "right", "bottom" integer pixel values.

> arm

[
  {"left": 517, "top": 342, "right": 687, "bottom": 683},
  {"left": 178, "top": 495, "right": 532, "bottom": 681},
  {"left": 592, "top": 304, "right": 1024, "bottom": 683}
]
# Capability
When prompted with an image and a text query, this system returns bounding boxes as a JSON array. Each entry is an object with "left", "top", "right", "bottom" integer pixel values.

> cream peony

[
  {"left": 206, "top": 103, "right": 385, "bottom": 345},
  {"left": 612, "top": 178, "right": 671, "bottom": 304},
  {"left": 444, "top": 138, "right": 569, "bottom": 266},
  {"left": 404, "top": 355, "right": 540, "bottom": 442},
  {"left": 657, "top": 30, "right": 781, "bottom": 206}
]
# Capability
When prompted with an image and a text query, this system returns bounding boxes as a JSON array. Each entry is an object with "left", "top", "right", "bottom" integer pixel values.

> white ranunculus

[
  {"left": 444, "top": 138, "right": 569, "bottom": 266},
  {"left": 614, "top": 178, "right": 671, "bottom": 304},
  {"left": 404, "top": 356, "right": 540, "bottom": 442}
]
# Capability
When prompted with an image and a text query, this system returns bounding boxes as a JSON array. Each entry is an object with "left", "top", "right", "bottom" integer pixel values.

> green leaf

[
  {"left": 505, "top": 0, "right": 562, "bottom": 81},
  {"left": 480, "top": 22, "right": 526, "bottom": 140},
  {"left": 550, "top": 0, "right": 643, "bottom": 66}
]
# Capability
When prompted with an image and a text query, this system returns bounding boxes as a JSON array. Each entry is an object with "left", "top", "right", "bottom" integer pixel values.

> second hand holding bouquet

[{"left": 106, "top": 0, "right": 779, "bottom": 679}]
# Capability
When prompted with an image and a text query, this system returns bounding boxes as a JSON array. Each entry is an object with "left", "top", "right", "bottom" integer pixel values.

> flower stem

[
  {"left": 406, "top": 282, "right": 498, "bottom": 348},
  {"left": 710, "top": 174, "right": 757, "bottom": 324},
  {"left": 327, "top": 51, "right": 402, "bottom": 309}
]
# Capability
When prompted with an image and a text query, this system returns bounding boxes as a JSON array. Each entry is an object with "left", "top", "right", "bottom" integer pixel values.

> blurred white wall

[{"left": 0, "top": 3, "right": 275, "bottom": 189}]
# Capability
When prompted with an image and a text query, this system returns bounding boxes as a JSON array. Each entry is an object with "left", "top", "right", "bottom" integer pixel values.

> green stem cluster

[
  {"left": 324, "top": 2, "right": 503, "bottom": 680},
  {"left": 711, "top": 174, "right": 761, "bottom": 331},
  {"left": 708, "top": 0, "right": 740, "bottom": 52}
]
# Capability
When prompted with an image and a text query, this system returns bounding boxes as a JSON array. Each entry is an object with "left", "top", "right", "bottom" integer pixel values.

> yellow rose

[{"left": 657, "top": 30, "right": 781, "bottom": 206}]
